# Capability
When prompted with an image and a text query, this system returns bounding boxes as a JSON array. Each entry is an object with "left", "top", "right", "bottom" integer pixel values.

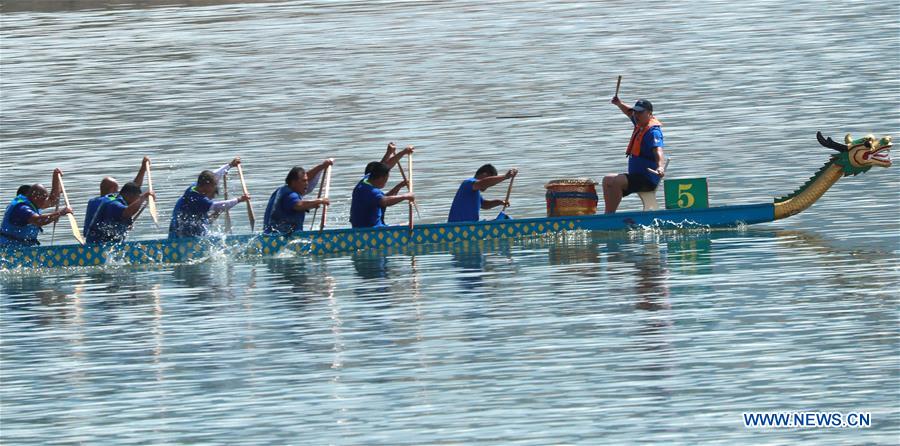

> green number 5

[{"left": 677, "top": 183, "right": 695, "bottom": 208}]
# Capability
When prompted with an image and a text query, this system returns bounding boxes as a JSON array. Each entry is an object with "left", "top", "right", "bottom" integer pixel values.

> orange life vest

[{"left": 626, "top": 116, "right": 662, "bottom": 157}]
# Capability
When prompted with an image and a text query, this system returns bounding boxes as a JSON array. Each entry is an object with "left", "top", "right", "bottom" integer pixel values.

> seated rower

[
  {"left": 84, "top": 157, "right": 150, "bottom": 235},
  {"left": 603, "top": 97, "right": 666, "bottom": 213},
  {"left": 85, "top": 182, "right": 155, "bottom": 244},
  {"left": 263, "top": 159, "right": 333, "bottom": 235},
  {"left": 357, "top": 143, "right": 414, "bottom": 226},
  {"left": 448, "top": 164, "right": 517, "bottom": 222},
  {"left": 350, "top": 162, "right": 414, "bottom": 228},
  {"left": 168, "top": 158, "right": 250, "bottom": 238},
  {"left": 1, "top": 169, "right": 71, "bottom": 246}
]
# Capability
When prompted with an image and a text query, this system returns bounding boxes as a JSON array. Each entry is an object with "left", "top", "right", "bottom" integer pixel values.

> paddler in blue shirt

[
  {"left": 85, "top": 182, "right": 156, "bottom": 244},
  {"left": 447, "top": 164, "right": 517, "bottom": 222},
  {"left": 355, "top": 142, "right": 414, "bottom": 226},
  {"left": 263, "top": 159, "right": 333, "bottom": 235},
  {"left": 603, "top": 97, "right": 666, "bottom": 213},
  {"left": 83, "top": 157, "right": 150, "bottom": 235},
  {"left": 168, "top": 157, "right": 250, "bottom": 238},
  {"left": 350, "top": 161, "right": 415, "bottom": 228},
  {"left": 1, "top": 169, "right": 72, "bottom": 246}
]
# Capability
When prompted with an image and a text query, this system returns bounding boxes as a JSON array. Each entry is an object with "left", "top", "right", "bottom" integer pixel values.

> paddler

[
  {"left": 603, "top": 97, "right": 666, "bottom": 213},
  {"left": 85, "top": 182, "right": 156, "bottom": 244},
  {"left": 168, "top": 157, "right": 250, "bottom": 238},
  {"left": 447, "top": 164, "right": 517, "bottom": 222},
  {"left": 0, "top": 169, "right": 72, "bottom": 246},
  {"left": 357, "top": 142, "right": 414, "bottom": 225},
  {"left": 262, "top": 159, "right": 334, "bottom": 235},
  {"left": 349, "top": 161, "right": 415, "bottom": 228},
  {"left": 83, "top": 157, "right": 150, "bottom": 234}
]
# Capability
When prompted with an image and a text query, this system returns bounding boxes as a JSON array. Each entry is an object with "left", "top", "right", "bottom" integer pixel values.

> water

[{"left": 1, "top": 1, "right": 898, "bottom": 444}]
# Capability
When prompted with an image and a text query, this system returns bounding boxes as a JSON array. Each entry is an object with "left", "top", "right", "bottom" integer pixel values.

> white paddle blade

[
  {"left": 67, "top": 213, "right": 85, "bottom": 245},
  {"left": 148, "top": 196, "right": 160, "bottom": 225}
]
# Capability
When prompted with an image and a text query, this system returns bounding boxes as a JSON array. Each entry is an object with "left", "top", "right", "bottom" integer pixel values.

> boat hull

[{"left": 0, "top": 203, "right": 774, "bottom": 269}]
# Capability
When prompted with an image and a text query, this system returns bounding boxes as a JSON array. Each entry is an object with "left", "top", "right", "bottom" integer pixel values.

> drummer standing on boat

[
  {"left": 447, "top": 164, "right": 517, "bottom": 222},
  {"left": 168, "top": 158, "right": 250, "bottom": 238},
  {"left": 0, "top": 169, "right": 72, "bottom": 246},
  {"left": 262, "top": 159, "right": 333, "bottom": 235},
  {"left": 83, "top": 157, "right": 150, "bottom": 235},
  {"left": 603, "top": 97, "right": 666, "bottom": 213}
]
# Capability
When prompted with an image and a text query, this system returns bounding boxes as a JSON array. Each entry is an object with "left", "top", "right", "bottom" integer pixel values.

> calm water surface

[{"left": 1, "top": 1, "right": 898, "bottom": 444}]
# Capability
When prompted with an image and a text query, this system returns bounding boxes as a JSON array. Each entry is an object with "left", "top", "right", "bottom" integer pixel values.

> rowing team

[{"left": 1, "top": 143, "right": 518, "bottom": 247}]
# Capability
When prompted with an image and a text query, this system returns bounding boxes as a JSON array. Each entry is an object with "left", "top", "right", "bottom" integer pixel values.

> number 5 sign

[{"left": 664, "top": 178, "right": 709, "bottom": 210}]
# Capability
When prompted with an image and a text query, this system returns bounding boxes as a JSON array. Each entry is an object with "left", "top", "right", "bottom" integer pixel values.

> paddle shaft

[
  {"left": 57, "top": 176, "right": 85, "bottom": 245},
  {"left": 407, "top": 153, "right": 414, "bottom": 230},
  {"left": 319, "top": 165, "right": 332, "bottom": 231},
  {"left": 615, "top": 75, "right": 622, "bottom": 97},
  {"left": 145, "top": 161, "right": 159, "bottom": 226},
  {"left": 309, "top": 169, "right": 327, "bottom": 231},
  {"left": 396, "top": 160, "right": 421, "bottom": 219},
  {"left": 501, "top": 175, "right": 515, "bottom": 212},
  {"left": 236, "top": 164, "right": 255, "bottom": 231}
]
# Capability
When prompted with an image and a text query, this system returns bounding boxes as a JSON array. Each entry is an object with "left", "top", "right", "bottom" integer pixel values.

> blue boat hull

[{"left": 0, "top": 203, "right": 774, "bottom": 269}]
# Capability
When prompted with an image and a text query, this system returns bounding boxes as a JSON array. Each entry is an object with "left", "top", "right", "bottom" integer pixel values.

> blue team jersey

[
  {"left": 628, "top": 116, "right": 665, "bottom": 185},
  {"left": 264, "top": 185, "right": 306, "bottom": 234},
  {"left": 168, "top": 186, "right": 214, "bottom": 238},
  {"left": 0, "top": 195, "right": 41, "bottom": 246},
  {"left": 86, "top": 194, "right": 132, "bottom": 244},
  {"left": 448, "top": 178, "right": 483, "bottom": 222},
  {"left": 350, "top": 180, "right": 386, "bottom": 228},
  {"left": 83, "top": 195, "right": 108, "bottom": 235}
]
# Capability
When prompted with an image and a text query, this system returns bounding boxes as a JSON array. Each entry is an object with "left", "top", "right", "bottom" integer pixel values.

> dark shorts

[{"left": 623, "top": 173, "right": 657, "bottom": 196}]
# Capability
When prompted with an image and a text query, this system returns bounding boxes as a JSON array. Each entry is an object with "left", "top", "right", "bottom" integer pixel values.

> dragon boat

[{"left": 0, "top": 132, "right": 891, "bottom": 270}]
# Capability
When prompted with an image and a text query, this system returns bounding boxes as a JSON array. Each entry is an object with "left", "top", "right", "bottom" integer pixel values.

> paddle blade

[
  {"left": 495, "top": 211, "right": 511, "bottom": 220},
  {"left": 148, "top": 196, "right": 160, "bottom": 227},
  {"left": 247, "top": 206, "right": 255, "bottom": 232},
  {"left": 67, "top": 213, "right": 85, "bottom": 245}
]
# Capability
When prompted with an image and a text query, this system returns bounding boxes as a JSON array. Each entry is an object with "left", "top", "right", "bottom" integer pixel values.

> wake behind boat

[{"left": 1, "top": 131, "right": 891, "bottom": 270}]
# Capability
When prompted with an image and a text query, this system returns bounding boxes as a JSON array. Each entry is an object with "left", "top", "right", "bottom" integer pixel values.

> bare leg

[{"left": 602, "top": 174, "right": 628, "bottom": 214}]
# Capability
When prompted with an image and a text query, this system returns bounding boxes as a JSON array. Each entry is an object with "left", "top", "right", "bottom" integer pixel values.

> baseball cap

[{"left": 633, "top": 99, "right": 653, "bottom": 113}]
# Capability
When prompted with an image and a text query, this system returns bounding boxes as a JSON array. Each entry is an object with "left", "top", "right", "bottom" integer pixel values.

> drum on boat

[{"left": 544, "top": 179, "right": 599, "bottom": 217}]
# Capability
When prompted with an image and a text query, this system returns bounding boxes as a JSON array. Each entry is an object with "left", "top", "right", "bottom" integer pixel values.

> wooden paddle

[
  {"left": 145, "top": 159, "right": 160, "bottom": 228},
  {"left": 407, "top": 152, "right": 414, "bottom": 230},
  {"left": 58, "top": 177, "right": 85, "bottom": 245},
  {"left": 309, "top": 168, "right": 327, "bottom": 231},
  {"left": 497, "top": 173, "right": 515, "bottom": 220},
  {"left": 319, "top": 165, "right": 332, "bottom": 231},
  {"left": 236, "top": 164, "right": 255, "bottom": 231},
  {"left": 396, "top": 159, "right": 421, "bottom": 219},
  {"left": 222, "top": 174, "right": 233, "bottom": 234},
  {"left": 615, "top": 75, "right": 622, "bottom": 97}
]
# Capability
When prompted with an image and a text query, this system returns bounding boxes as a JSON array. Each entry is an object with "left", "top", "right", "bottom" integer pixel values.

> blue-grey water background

[{"left": 1, "top": 1, "right": 899, "bottom": 444}]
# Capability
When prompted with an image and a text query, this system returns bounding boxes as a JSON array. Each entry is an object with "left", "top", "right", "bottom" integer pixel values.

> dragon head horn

[{"left": 817, "top": 131, "right": 848, "bottom": 152}]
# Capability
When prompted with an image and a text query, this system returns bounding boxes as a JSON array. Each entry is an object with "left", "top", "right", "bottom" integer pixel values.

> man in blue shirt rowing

[
  {"left": 263, "top": 159, "right": 333, "bottom": 235},
  {"left": 350, "top": 161, "right": 415, "bottom": 228},
  {"left": 1, "top": 169, "right": 71, "bottom": 246},
  {"left": 447, "top": 164, "right": 517, "bottom": 222},
  {"left": 85, "top": 182, "right": 156, "bottom": 244},
  {"left": 168, "top": 157, "right": 250, "bottom": 238},
  {"left": 83, "top": 157, "right": 150, "bottom": 235}
]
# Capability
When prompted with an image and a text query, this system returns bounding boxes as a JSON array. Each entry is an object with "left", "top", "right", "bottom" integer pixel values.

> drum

[{"left": 545, "top": 179, "right": 599, "bottom": 217}]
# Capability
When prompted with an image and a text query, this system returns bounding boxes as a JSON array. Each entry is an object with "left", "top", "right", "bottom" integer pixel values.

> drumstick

[{"left": 615, "top": 75, "right": 622, "bottom": 97}]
